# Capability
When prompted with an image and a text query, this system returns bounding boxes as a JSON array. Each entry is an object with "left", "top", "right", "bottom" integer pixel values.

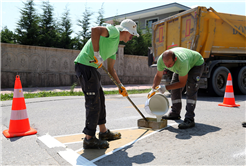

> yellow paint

[
  {"left": 56, "top": 134, "right": 84, "bottom": 144},
  {"left": 55, "top": 128, "right": 154, "bottom": 161}
]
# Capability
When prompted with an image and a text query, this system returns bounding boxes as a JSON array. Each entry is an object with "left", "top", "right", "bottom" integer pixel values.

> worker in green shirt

[
  {"left": 74, "top": 19, "right": 139, "bottom": 149},
  {"left": 148, "top": 47, "right": 204, "bottom": 129}
]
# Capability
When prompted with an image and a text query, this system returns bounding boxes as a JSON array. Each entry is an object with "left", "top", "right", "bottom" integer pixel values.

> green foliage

[
  {"left": 1, "top": 89, "right": 151, "bottom": 101},
  {"left": 15, "top": 0, "right": 40, "bottom": 45},
  {"left": 121, "top": 22, "right": 152, "bottom": 56},
  {"left": 1, "top": 93, "right": 13, "bottom": 101},
  {"left": 3, "top": 0, "right": 152, "bottom": 56},
  {"left": 70, "top": 82, "right": 77, "bottom": 93},
  {"left": 96, "top": 3, "right": 105, "bottom": 26},
  {"left": 58, "top": 5, "right": 73, "bottom": 49},
  {"left": 39, "top": 1, "right": 58, "bottom": 47},
  {"left": 77, "top": 6, "right": 93, "bottom": 49},
  {"left": 71, "top": 36, "right": 83, "bottom": 50},
  {"left": 1, "top": 26, "right": 16, "bottom": 43}
]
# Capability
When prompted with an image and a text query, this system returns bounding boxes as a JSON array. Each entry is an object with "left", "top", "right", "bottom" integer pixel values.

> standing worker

[
  {"left": 148, "top": 47, "right": 204, "bottom": 129},
  {"left": 74, "top": 19, "right": 139, "bottom": 149}
]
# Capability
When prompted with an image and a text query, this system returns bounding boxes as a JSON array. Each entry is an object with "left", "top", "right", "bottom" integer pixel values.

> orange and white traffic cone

[
  {"left": 218, "top": 73, "right": 240, "bottom": 107},
  {"left": 3, "top": 75, "right": 37, "bottom": 138}
]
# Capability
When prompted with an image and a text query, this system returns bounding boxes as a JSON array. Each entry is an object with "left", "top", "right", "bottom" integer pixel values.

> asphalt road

[{"left": 1, "top": 92, "right": 246, "bottom": 165}]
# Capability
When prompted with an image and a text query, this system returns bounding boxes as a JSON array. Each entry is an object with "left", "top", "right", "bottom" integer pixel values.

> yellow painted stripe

[
  {"left": 77, "top": 128, "right": 153, "bottom": 161},
  {"left": 56, "top": 133, "right": 84, "bottom": 144}
]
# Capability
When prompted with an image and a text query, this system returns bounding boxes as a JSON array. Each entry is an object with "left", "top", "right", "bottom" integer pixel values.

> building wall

[
  {"left": 135, "top": 11, "right": 181, "bottom": 30},
  {"left": 1, "top": 43, "right": 157, "bottom": 88}
]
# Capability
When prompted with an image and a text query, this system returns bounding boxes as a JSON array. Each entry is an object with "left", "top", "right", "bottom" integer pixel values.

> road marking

[
  {"left": 59, "top": 148, "right": 96, "bottom": 166},
  {"left": 75, "top": 128, "right": 154, "bottom": 161},
  {"left": 39, "top": 124, "right": 179, "bottom": 166},
  {"left": 38, "top": 134, "right": 66, "bottom": 148},
  {"left": 90, "top": 127, "right": 169, "bottom": 163}
]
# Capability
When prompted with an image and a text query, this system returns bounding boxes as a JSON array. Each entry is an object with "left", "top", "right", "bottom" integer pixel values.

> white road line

[
  {"left": 58, "top": 149, "right": 96, "bottom": 166},
  {"left": 38, "top": 134, "right": 66, "bottom": 148},
  {"left": 41, "top": 123, "right": 179, "bottom": 166}
]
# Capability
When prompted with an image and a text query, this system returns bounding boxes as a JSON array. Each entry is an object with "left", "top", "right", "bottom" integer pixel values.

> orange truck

[{"left": 148, "top": 6, "right": 246, "bottom": 96}]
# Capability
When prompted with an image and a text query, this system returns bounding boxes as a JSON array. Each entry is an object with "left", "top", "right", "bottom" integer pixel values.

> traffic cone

[
  {"left": 3, "top": 75, "right": 37, "bottom": 138},
  {"left": 218, "top": 73, "right": 240, "bottom": 107}
]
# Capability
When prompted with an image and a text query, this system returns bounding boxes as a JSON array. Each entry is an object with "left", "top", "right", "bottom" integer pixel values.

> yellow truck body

[{"left": 150, "top": 6, "right": 246, "bottom": 96}]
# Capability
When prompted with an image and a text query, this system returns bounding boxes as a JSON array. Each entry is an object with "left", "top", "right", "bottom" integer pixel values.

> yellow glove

[
  {"left": 118, "top": 83, "right": 128, "bottom": 97},
  {"left": 93, "top": 51, "right": 103, "bottom": 68},
  {"left": 147, "top": 88, "right": 156, "bottom": 99},
  {"left": 147, "top": 86, "right": 159, "bottom": 99}
]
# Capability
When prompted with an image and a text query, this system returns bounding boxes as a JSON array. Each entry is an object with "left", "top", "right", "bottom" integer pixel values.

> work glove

[
  {"left": 118, "top": 83, "right": 128, "bottom": 97},
  {"left": 147, "top": 88, "right": 156, "bottom": 99},
  {"left": 93, "top": 51, "right": 103, "bottom": 68},
  {"left": 147, "top": 85, "right": 166, "bottom": 98},
  {"left": 156, "top": 85, "right": 166, "bottom": 94}
]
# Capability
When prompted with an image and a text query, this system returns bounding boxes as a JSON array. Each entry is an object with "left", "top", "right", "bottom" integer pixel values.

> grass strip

[{"left": 1, "top": 89, "right": 151, "bottom": 101}]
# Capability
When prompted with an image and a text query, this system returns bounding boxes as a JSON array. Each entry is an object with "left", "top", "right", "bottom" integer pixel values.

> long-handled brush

[{"left": 90, "top": 61, "right": 148, "bottom": 122}]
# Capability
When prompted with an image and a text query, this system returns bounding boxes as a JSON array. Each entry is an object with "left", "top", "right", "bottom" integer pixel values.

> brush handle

[{"left": 101, "top": 65, "right": 148, "bottom": 122}]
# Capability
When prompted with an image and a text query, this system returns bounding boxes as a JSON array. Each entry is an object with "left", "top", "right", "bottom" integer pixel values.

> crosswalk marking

[{"left": 39, "top": 124, "right": 178, "bottom": 165}]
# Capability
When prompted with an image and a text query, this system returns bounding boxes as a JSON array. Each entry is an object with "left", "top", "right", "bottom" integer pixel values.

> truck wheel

[
  {"left": 208, "top": 66, "right": 230, "bottom": 96},
  {"left": 233, "top": 66, "right": 246, "bottom": 95}
]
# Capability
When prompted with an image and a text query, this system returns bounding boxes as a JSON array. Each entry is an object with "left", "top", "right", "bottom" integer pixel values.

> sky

[{"left": 1, "top": 0, "right": 246, "bottom": 37}]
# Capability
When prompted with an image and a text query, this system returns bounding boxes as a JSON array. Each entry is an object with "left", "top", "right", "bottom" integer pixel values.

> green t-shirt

[
  {"left": 157, "top": 47, "right": 204, "bottom": 76},
  {"left": 74, "top": 24, "right": 120, "bottom": 68}
]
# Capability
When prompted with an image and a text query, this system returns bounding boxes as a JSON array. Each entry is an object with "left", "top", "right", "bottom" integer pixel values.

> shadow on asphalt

[
  {"left": 9, "top": 137, "right": 23, "bottom": 142},
  {"left": 95, "top": 129, "right": 155, "bottom": 166},
  {"left": 166, "top": 123, "right": 221, "bottom": 140},
  {"left": 96, "top": 144, "right": 155, "bottom": 166}
]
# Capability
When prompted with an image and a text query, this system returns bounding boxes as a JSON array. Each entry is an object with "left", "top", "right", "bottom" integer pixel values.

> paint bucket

[{"left": 144, "top": 94, "right": 169, "bottom": 122}]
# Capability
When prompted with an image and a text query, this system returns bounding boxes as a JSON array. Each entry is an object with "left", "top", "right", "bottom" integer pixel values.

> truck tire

[
  {"left": 233, "top": 66, "right": 246, "bottom": 95},
  {"left": 208, "top": 66, "right": 230, "bottom": 96}
]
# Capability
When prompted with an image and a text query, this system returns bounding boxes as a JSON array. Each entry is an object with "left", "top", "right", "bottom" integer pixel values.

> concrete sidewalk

[{"left": 1, "top": 84, "right": 152, "bottom": 94}]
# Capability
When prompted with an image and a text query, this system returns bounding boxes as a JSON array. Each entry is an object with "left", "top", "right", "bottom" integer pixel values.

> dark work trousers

[
  {"left": 170, "top": 63, "right": 204, "bottom": 121},
  {"left": 75, "top": 63, "right": 106, "bottom": 136}
]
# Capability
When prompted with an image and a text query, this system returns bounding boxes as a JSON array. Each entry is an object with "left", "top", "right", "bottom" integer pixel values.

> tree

[
  {"left": 39, "top": 1, "right": 58, "bottom": 47},
  {"left": 71, "top": 36, "right": 83, "bottom": 50},
  {"left": 77, "top": 5, "right": 93, "bottom": 49},
  {"left": 58, "top": 5, "right": 73, "bottom": 49},
  {"left": 1, "top": 26, "right": 16, "bottom": 43},
  {"left": 120, "top": 21, "right": 151, "bottom": 56},
  {"left": 15, "top": 0, "right": 40, "bottom": 45},
  {"left": 96, "top": 3, "right": 105, "bottom": 26}
]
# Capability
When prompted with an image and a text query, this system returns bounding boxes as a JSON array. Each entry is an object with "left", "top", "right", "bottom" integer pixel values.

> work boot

[
  {"left": 99, "top": 129, "right": 121, "bottom": 141},
  {"left": 178, "top": 118, "right": 195, "bottom": 129},
  {"left": 162, "top": 114, "right": 181, "bottom": 120},
  {"left": 83, "top": 136, "right": 109, "bottom": 149}
]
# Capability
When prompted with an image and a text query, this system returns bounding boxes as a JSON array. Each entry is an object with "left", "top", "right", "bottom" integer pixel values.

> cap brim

[{"left": 116, "top": 25, "right": 139, "bottom": 37}]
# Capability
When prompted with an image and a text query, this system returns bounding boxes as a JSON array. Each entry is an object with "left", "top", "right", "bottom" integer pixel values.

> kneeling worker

[{"left": 148, "top": 47, "right": 204, "bottom": 129}]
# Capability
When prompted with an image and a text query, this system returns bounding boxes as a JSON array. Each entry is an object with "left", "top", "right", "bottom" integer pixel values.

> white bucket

[{"left": 144, "top": 94, "right": 169, "bottom": 122}]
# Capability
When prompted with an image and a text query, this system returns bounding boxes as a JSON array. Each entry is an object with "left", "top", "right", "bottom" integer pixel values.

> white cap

[{"left": 116, "top": 19, "right": 139, "bottom": 37}]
